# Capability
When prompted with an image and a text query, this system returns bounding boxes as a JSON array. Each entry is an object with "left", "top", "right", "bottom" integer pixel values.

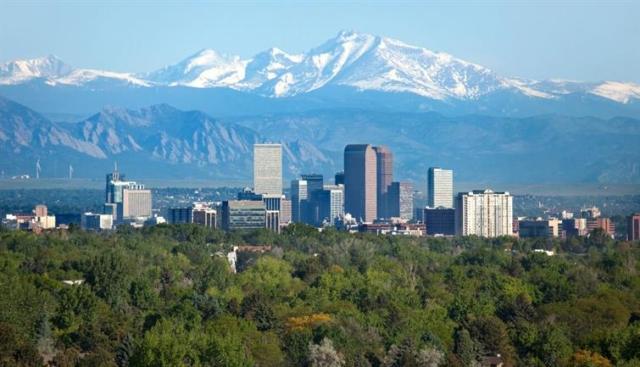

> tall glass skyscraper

[
  {"left": 344, "top": 144, "right": 377, "bottom": 223},
  {"left": 374, "top": 146, "right": 393, "bottom": 219},
  {"left": 253, "top": 144, "right": 282, "bottom": 195},
  {"left": 428, "top": 167, "right": 453, "bottom": 208}
]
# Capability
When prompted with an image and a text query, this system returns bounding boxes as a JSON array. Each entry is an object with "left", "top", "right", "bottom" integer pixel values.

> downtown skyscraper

[
  {"left": 253, "top": 143, "right": 282, "bottom": 195},
  {"left": 428, "top": 167, "right": 453, "bottom": 208},
  {"left": 374, "top": 146, "right": 393, "bottom": 219},
  {"left": 344, "top": 144, "right": 377, "bottom": 223}
]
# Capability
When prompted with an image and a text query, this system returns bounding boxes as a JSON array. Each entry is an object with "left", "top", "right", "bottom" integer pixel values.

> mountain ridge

[
  {"left": 1, "top": 95, "right": 638, "bottom": 184},
  {"left": 2, "top": 31, "right": 639, "bottom": 106}
]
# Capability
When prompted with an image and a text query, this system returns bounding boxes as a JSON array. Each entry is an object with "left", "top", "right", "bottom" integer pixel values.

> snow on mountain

[
  {"left": 240, "top": 48, "right": 304, "bottom": 89},
  {"left": 144, "top": 49, "right": 246, "bottom": 88},
  {"left": 319, "top": 32, "right": 504, "bottom": 99},
  {"left": 589, "top": 81, "right": 640, "bottom": 104},
  {"left": 53, "top": 69, "right": 151, "bottom": 87},
  {"left": 0, "top": 55, "right": 72, "bottom": 84},
  {"left": 2, "top": 32, "right": 639, "bottom": 105}
]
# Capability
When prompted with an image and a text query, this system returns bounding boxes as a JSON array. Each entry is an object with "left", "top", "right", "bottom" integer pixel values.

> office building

[
  {"left": 290, "top": 179, "right": 308, "bottom": 223},
  {"left": 389, "top": 182, "right": 413, "bottom": 220},
  {"left": 221, "top": 200, "right": 266, "bottom": 231},
  {"left": 519, "top": 219, "right": 560, "bottom": 238},
  {"left": 34, "top": 205, "right": 48, "bottom": 217},
  {"left": 301, "top": 174, "right": 324, "bottom": 225},
  {"left": 168, "top": 207, "right": 193, "bottom": 224},
  {"left": 34, "top": 215, "right": 56, "bottom": 230},
  {"left": 121, "top": 189, "right": 152, "bottom": 219},
  {"left": 562, "top": 218, "right": 588, "bottom": 237},
  {"left": 81, "top": 213, "right": 113, "bottom": 231},
  {"left": 280, "top": 199, "right": 292, "bottom": 225},
  {"left": 424, "top": 207, "right": 455, "bottom": 236},
  {"left": 253, "top": 143, "right": 282, "bottom": 195},
  {"left": 193, "top": 207, "right": 217, "bottom": 228},
  {"left": 262, "top": 194, "right": 284, "bottom": 211},
  {"left": 344, "top": 144, "right": 377, "bottom": 223},
  {"left": 104, "top": 167, "right": 146, "bottom": 222},
  {"left": 335, "top": 172, "right": 345, "bottom": 185},
  {"left": 428, "top": 167, "right": 453, "bottom": 208},
  {"left": 587, "top": 217, "right": 615, "bottom": 237},
  {"left": 55, "top": 213, "right": 81, "bottom": 226},
  {"left": 628, "top": 213, "right": 640, "bottom": 241},
  {"left": 319, "top": 184, "right": 345, "bottom": 225},
  {"left": 374, "top": 146, "right": 393, "bottom": 219},
  {"left": 456, "top": 189, "right": 513, "bottom": 237},
  {"left": 266, "top": 210, "right": 280, "bottom": 233}
]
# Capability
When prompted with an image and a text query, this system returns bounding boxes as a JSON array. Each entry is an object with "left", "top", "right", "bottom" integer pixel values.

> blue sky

[{"left": 1, "top": 1, "right": 638, "bottom": 82}]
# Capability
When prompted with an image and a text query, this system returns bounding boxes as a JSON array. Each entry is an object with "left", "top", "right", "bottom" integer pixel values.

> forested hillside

[{"left": 1, "top": 225, "right": 639, "bottom": 366}]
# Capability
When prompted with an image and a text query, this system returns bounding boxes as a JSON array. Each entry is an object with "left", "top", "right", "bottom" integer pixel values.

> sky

[{"left": 1, "top": 1, "right": 639, "bottom": 82}]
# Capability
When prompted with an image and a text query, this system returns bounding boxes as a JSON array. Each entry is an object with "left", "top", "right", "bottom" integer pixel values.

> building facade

[
  {"left": 319, "top": 184, "right": 345, "bottom": 225},
  {"left": 253, "top": 143, "right": 282, "bottom": 195},
  {"left": 586, "top": 217, "right": 615, "bottom": 237},
  {"left": 121, "top": 189, "right": 152, "bottom": 219},
  {"left": 424, "top": 207, "right": 455, "bottom": 236},
  {"left": 290, "top": 179, "right": 308, "bottom": 223},
  {"left": 519, "top": 219, "right": 560, "bottom": 238},
  {"left": 193, "top": 207, "right": 217, "bottom": 228},
  {"left": 221, "top": 200, "right": 266, "bottom": 231},
  {"left": 81, "top": 213, "right": 113, "bottom": 231},
  {"left": 168, "top": 207, "right": 193, "bottom": 224},
  {"left": 428, "top": 167, "right": 453, "bottom": 208},
  {"left": 374, "top": 146, "right": 393, "bottom": 219},
  {"left": 389, "top": 182, "right": 413, "bottom": 220},
  {"left": 456, "top": 189, "right": 513, "bottom": 237},
  {"left": 344, "top": 144, "right": 377, "bottom": 223}
]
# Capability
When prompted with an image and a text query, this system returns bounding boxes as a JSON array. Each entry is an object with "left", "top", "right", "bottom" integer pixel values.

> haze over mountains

[{"left": 0, "top": 31, "right": 639, "bottom": 184}]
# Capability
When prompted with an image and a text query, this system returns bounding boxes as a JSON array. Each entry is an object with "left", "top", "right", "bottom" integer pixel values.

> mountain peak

[{"left": 0, "top": 54, "right": 73, "bottom": 85}]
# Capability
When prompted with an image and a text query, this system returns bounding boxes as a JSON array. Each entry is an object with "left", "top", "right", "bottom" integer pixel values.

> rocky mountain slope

[{"left": 1, "top": 96, "right": 638, "bottom": 184}]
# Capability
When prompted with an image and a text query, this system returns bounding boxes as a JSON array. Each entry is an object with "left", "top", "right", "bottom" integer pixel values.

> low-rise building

[
  {"left": 221, "top": 200, "right": 266, "bottom": 231},
  {"left": 423, "top": 207, "right": 455, "bottom": 236},
  {"left": 587, "top": 217, "right": 615, "bottom": 237},
  {"left": 81, "top": 212, "right": 113, "bottom": 231},
  {"left": 518, "top": 218, "right": 560, "bottom": 238}
]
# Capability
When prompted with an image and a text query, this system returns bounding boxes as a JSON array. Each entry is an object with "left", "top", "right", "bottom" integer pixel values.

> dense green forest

[{"left": 1, "top": 225, "right": 639, "bottom": 367}]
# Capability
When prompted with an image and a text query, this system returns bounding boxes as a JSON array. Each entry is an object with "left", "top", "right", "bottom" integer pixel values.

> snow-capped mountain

[
  {"left": 144, "top": 49, "right": 246, "bottom": 88},
  {"left": 1, "top": 31, "right": 639, "bottom": 106},
  {"left": 0, "top": 55, "right": 72, "bottom": 85}
]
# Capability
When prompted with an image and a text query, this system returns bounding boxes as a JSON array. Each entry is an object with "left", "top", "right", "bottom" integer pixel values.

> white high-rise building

[
  {"left": 456, "top": 189, "right": 513, "bottom": 237},
  {"left": 428, "top": 167, "right": 453, "bottom": 208},
  {"left": 290, "top": 179, "right": 308, "bottom": 222},
  {"left": 253, "top": 144, "right": 282, "bottom": 195}
]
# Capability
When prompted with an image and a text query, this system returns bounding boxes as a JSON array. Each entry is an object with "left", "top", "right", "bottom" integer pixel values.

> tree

[
  {"left": 86, "top": 251, "right": 131, "bottom": 307},
  {"left": 570, "top": 350, "right": 613, "bottom": 367},
  {"left": 133, "top": 319, "right": 199, "bottom": 367},
  {"left": 309, "top": 338, "right": 345, "bottom": 367},
  {"left": 453, "top": 328, "right": 481, "bottom": 367}
]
